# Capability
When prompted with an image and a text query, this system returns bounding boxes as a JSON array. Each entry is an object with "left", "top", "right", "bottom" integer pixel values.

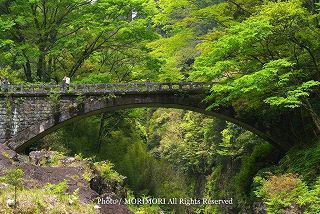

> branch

[
  {"left": 68, "top": 27, "right": 123, "bottom": 77},
  {"left": 31, "top": 4, "right": 41, "bottom": 30},
  {"left": 226, "top": 0, "right": 252, "bottom": 16},
  {"left": 56, "top": 26, "right": 82, "bottom": 41}
]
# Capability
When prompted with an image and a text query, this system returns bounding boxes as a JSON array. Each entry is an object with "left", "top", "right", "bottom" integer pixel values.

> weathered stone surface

[
  {"left": 99, "top": 193, "right": 133, "bottom": 214},
  {"left": 0, "top": 143, "right": 133, "bottom": 212},
  {"left": 29, "top": 150, "right": 55, "bottom": 165},
  {"left": 0, "top": 82, "right": 317, "bottom": 152}
]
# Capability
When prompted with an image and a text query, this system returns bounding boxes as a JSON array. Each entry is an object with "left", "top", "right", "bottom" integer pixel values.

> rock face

[
  {"left": 0, "top": 144, "right": 133, "bottom": 214},
  {"left": 29, "top": 150, "right": 55, "bottom": 165},
  {"left": 90, "top": 175, "right": 127, "bottom": 197},
  {"left": 99, "top": 193, "right": 133, "bottom": 214}
]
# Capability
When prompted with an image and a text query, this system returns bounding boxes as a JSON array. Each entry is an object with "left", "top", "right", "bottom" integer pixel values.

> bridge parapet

[{"left": 0, "top": 82, "right": 213, "bottom": 96}]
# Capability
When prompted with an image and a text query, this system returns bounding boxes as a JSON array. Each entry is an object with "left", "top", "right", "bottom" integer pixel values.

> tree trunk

[
  {"left": 304, "top": 98, "right": 320, "bottom": 133},
  {"left": 37, "top": 45, "right": 47, "bottom": 81},
  {"left": 46, "top": 56, "right": 53, "bottom": 82},
  {"left": 24, "top": 60, "right": 32, "bottom": 82},
  {"left": 97, "top": 113, "right": 108, "bottom": 152},
  {"left": 14, "top": 185, "right": 17, "bottom": 210}
]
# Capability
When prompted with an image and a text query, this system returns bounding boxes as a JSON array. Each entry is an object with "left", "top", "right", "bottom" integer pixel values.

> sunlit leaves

[
  {"left": 206, "top": 59, "right": 294, "bottom": 108},
  {"left": 149, "top": 0, "right": 226, "bottom": 81},
  {"left": 188, "top": 0, "right": 320, "bottom": 115},
  {"left": 265, "top": 80, "right": 320, "bottom": 108},
  {"left": 0, "top": 0, "right": 157, "bottom": 81},
  {"left": 147, "top": 29, "right": 194, "bottom": 81},
  {"left": 193, "top": 18, "right": 273, "bottom": 80}
]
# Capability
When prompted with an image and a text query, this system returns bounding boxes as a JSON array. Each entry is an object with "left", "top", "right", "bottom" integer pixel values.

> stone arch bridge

[{"left": 0, "top": 82, "right": 312, "bottom": 152}]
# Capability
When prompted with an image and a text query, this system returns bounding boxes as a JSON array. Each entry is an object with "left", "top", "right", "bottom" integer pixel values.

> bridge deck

[{"left": 0, "top": 82, "right": 212, "bottom": 95}]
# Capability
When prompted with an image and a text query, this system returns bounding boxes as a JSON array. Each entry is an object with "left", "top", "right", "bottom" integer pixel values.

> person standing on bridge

[
  {"left": 65, "top": 76, "right": 70, "bottom": 90},
  {"left": 62, "top": 76, "right": 66, "bottom": 90},
  {"left": 62, "top": 76, "right": 71, "bottom": 90}
]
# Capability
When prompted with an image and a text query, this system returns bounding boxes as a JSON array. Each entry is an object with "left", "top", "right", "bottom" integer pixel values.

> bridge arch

[
  {"left": 2, "top": 81, "right": 303, "bottom": 153},
  {"left": 3, "top": 90, "right": 282, "bottom": 152}
]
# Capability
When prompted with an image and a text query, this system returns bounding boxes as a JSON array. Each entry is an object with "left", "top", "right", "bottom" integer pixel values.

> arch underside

[{"left": 5, "top": 94, "right": 281, "bottom": 152}]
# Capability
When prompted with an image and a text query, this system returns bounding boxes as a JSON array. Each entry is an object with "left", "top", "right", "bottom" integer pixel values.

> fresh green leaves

[
  {"left": 185, "top": 0, "right": 320, "bottom": 116},
  {"left": 265, "top": 80, "right": 320, "bottom": 108},
  {"left": 0, "top": 0, "right": 157, "bottom": 82}
]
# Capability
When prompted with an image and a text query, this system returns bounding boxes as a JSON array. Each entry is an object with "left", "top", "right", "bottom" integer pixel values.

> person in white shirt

[
  {"left": 62, "top": 76, "right": 66, "bottom": 90},
  {"left": 65, "top": 76, "right": 70, "bottom": 89},
  {"left": 62, "top": 76, "right": 70, "bottom": 90}
]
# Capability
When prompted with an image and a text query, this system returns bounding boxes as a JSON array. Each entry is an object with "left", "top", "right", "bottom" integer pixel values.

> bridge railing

[{"left": 0, "top": 82, "right": 213, "bottom": 95}]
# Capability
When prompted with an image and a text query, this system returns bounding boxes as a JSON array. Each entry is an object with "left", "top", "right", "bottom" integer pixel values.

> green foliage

[
  {"left": 18, "top": 1, "right": 320, "bottom": 213},
  {"left": 94, "top": 161, "right": 123, "bottom": 183},
  {"left": 254, "top": 174, "right": 320, "bottom": 213},
  {"left": 0, "top": 168, "right": 24, "bottom": 209},
  {"left": 48, "top": 90, "right": 61, "bottom": 110},
  {"left": 217, "top": 123, "right": 262, "bottom": 156},
  {"left": 185, "top": 0, "right": 320, "bottom": 121},
  {"left": 149, "top": 0, "right": 225, "bottom": 81},
  {"left": 149, "top": 109, "right": 219, "bottom": 177},
  {"left": 0, "top": 0, "right": 157, "bottom": 82},
  {"left": 126, "top": 191, "right": 164, "bottom": 214},
  {"left": 0, "top": 67, "right": 24, "bottom": 84},
  {"left": 0, "top": 185, "right": 97, "bottom": 213},
  {"left": 232, "top": 144, "right": 272, "bottom": 203},
  {"left": 83, "top": 168, "right": 93, "bottom": 182},
  {"left": 277, "top": 140, "right": 320, "bottom": 184},
  {"left": 120, "top": 142, "right": 156, "bottom": 195},
  {"left": 0, "top": 168, "right": 24, "bottom": 191},
  {"left": 265, "top": 80, "right": 320, "bottom": 108},
  {"left": 252, "top": 140, "right": 320, "bottom": 213},
  {"left": 44, "top": 151, "right": 65, "bottom": 166},
  {"left": 74, "top": 73, "right": 112, "bottom": 84},
  {"left": 46, "top": 180, "right": 68, "bottom": 196}
]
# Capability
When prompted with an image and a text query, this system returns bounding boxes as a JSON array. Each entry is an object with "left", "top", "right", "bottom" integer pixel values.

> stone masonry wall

[{"left": 0, "top": 96, "right": 74, "bottom": 144}]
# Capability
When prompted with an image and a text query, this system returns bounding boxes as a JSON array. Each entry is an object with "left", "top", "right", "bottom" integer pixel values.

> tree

[
  {"left": 0, "top": 168, "right": 24, "bottom": 209},
  {"left": 190, "top": 0, "right": 320, "bottom": 132},
  {"left": 148, "top": 0, "right": 225, "bottom": 81},
  {"left": 0, "top": 0, "right": 156, "bottom": 82}
]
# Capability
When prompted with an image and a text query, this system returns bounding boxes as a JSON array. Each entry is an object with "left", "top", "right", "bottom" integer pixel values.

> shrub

[
  {"left": 94, "top": 161, "right": 123, "bottom": 183},
  {"left": 254, "top": 173, "right": 320, "bottom": 213},
  {"left": 0, "top": 182, "right": 97, "bottom": 213},
  {"left": 0, "top": 168, "right": 24, "bottom": 209}
]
